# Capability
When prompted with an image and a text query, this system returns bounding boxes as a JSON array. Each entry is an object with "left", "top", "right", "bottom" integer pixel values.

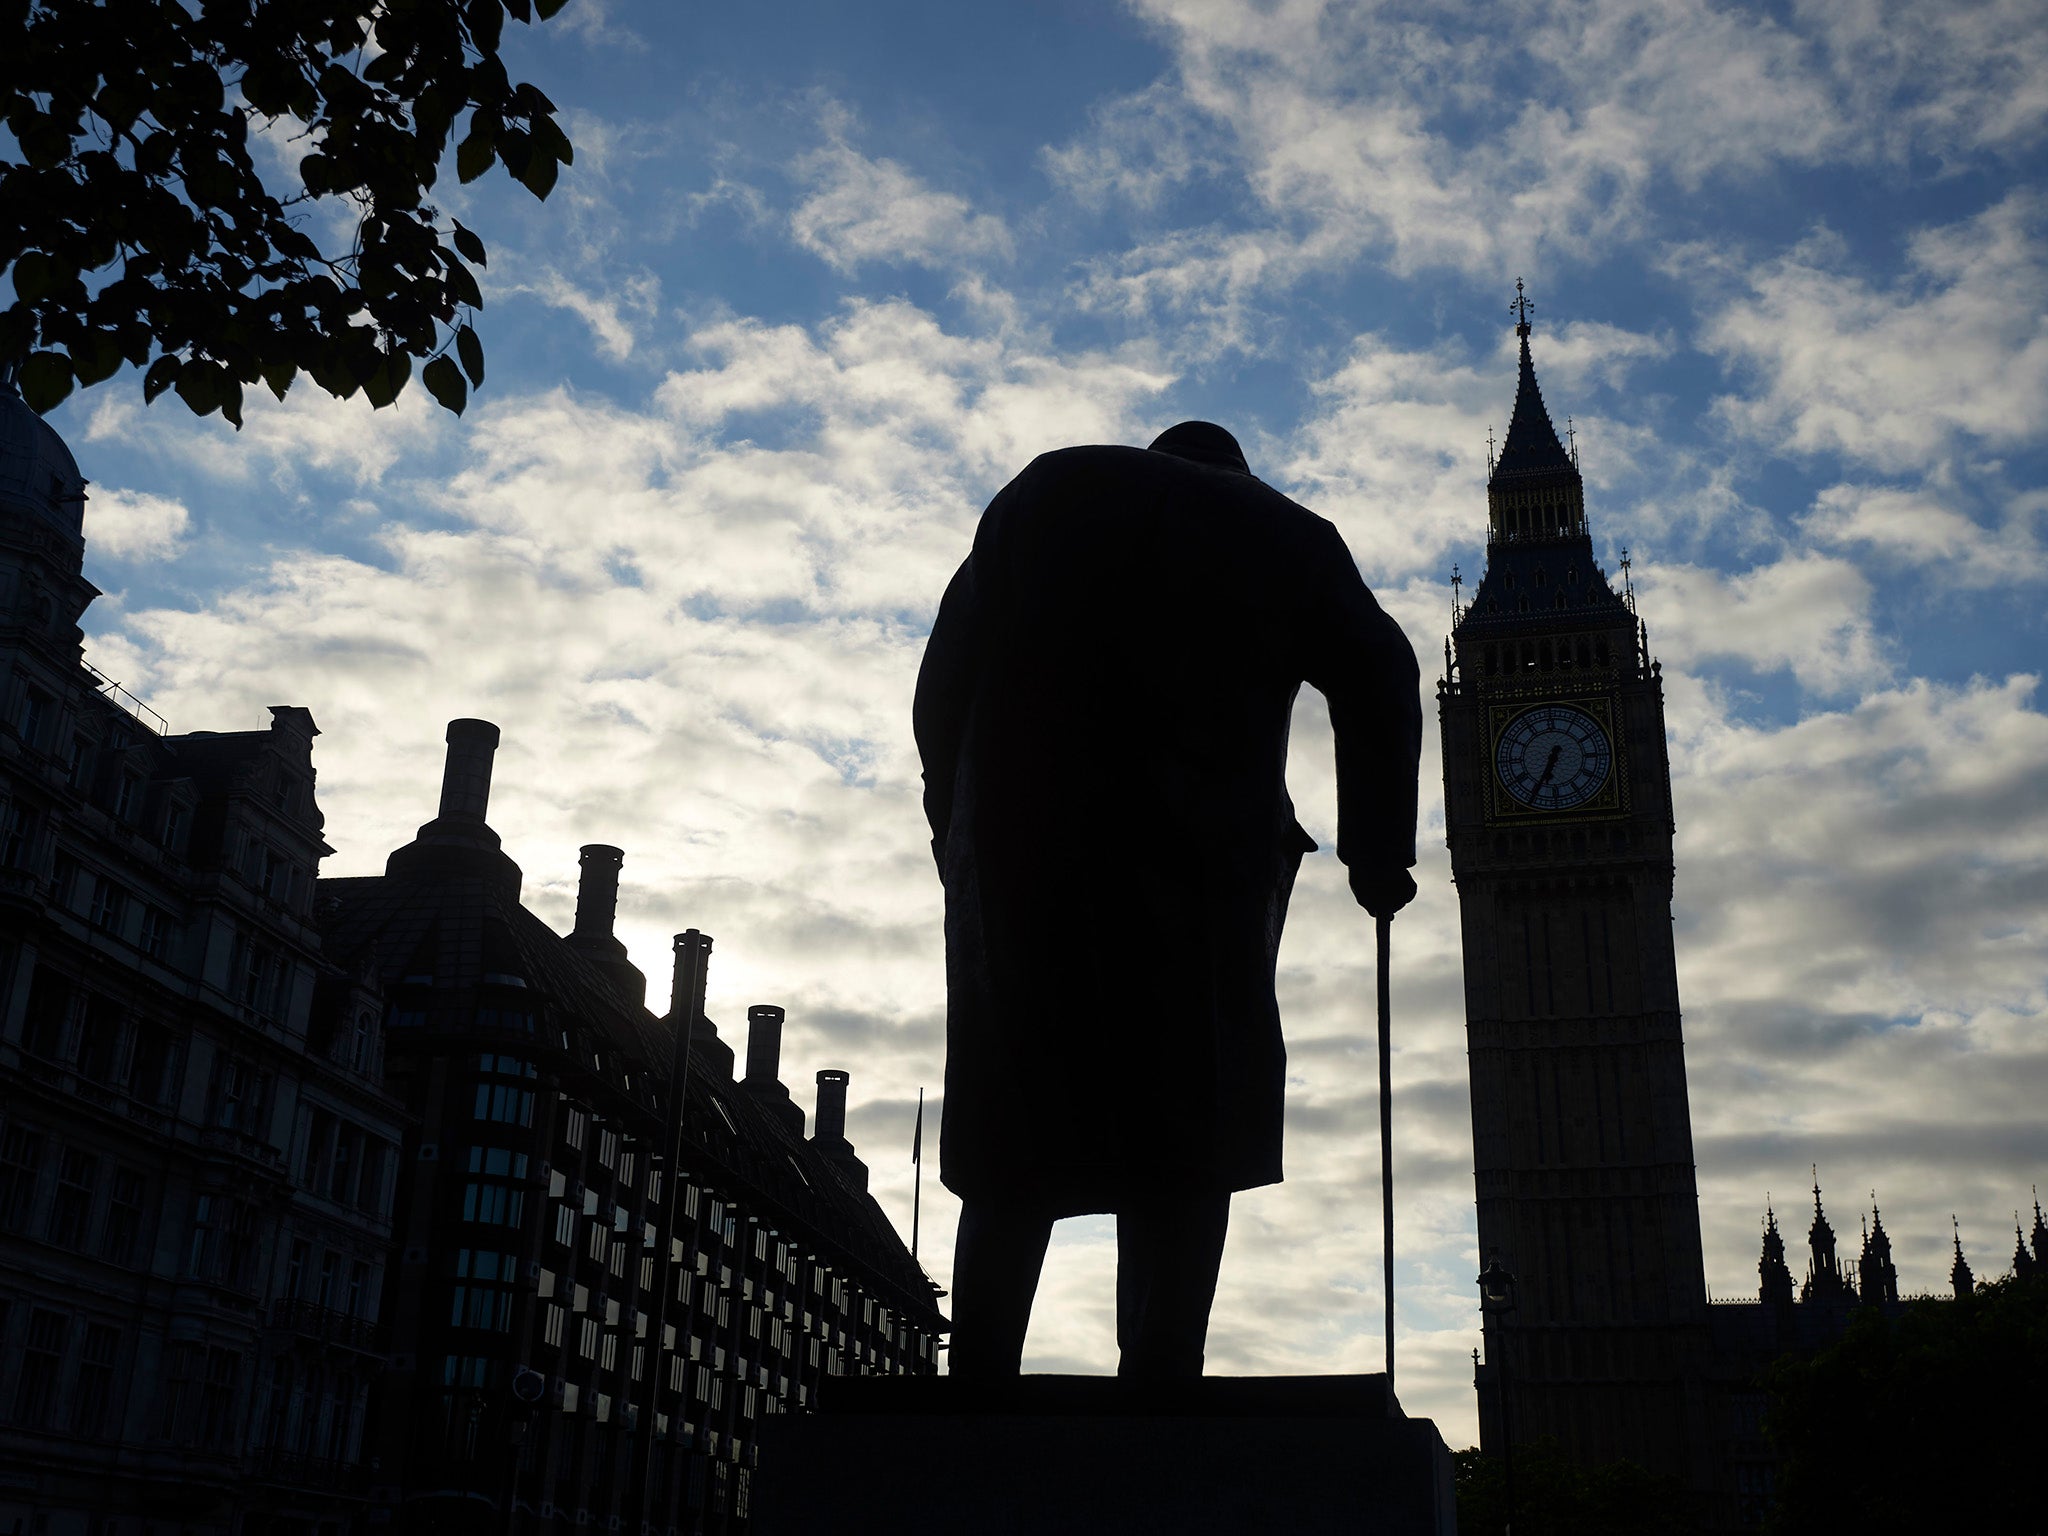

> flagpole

[{"left": 911, "top": 1086, "right": 924, "bottom": 1261}]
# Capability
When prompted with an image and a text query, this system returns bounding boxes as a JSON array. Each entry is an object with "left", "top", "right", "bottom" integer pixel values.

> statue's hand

[{"left": 1348, "top": 864, "right": 1417, "bottom": 918}]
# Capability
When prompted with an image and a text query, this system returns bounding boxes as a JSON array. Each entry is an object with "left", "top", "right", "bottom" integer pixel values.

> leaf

[
  {"left": 362, "top": 350, "right": 410, "bottom": 409},
  {"left": 173, "top": 361, "right": 222, "bottom": 418},
  {"left": 536, "top": 0, "right": 568, "bottom": 17},
  {"left": 12, "top": 252, "right": 55, "bottom": 303},
  {"left": 71, "top": 331, "right": 124, "bottom": 387},
  {"left": 259, "top": 358, "right": 295, "bottom": 402},
  {"left": 18, "top": 352, "right": 75, "bottom": 415},
  {"left": 504, "top": 0, "right": 533, "bottom": 21},
  {"left": 515, "top": 147, "right": 559, "bottom": 200},
  {"left": 422, "top": 354, "right": 467, "bottom": 415},
  {"left": 456, "top": 127, "right": 494, "bottom": 184},
  {"left": 451, "top": 220, "right": 487, "bottom": 266},
  {"left": 142, "top": 354, "right": 182, "bottom": 404},
  {"left": 456, "top": 324, "right": 484, "bottom": 387},
  {"left": 219, "top": 373, "right": 245, "bottom": 430},
  {"left": 445, "top": 259, "right": 483, "bottom": 310}
]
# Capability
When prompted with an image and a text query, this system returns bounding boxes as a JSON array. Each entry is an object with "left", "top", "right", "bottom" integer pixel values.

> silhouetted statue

[{"left": 915, "top": 422, "right": 1422, "bottom": 1380}]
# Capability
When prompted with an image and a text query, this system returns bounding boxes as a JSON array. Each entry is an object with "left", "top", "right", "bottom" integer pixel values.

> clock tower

[{"left": 1441, "top": 287, "right": 1709, "bottom": 1485}]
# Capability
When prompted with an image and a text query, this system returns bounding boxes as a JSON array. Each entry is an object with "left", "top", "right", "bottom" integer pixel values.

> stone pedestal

[{"left": 751, "top": 1375, "right": 1457, "bottom": 1535}]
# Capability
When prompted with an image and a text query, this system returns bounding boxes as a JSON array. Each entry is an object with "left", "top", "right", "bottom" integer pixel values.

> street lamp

[
  {"left": 1476, "top": 1251, "right": 1517, "bottom": 1536},
  {"left": 505, "top": 1366, "right": 545, "bottom": 1536}
]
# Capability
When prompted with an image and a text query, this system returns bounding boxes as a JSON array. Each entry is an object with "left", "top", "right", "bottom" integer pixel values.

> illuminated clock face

[{"left": 1495, "top": 705, "right": 1613, "bottom": 811}]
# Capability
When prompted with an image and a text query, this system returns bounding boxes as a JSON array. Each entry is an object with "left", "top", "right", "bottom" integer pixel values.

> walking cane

[{"left": 1378, "top": 911, "right": 1395, "bottom": 1395}]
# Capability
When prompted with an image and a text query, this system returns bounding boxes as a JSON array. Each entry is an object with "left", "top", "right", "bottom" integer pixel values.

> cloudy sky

[{"left": 42, "top": 0, "right": 2048, "bottom": 1444}]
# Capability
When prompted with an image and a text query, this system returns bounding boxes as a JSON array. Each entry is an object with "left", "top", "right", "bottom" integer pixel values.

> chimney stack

[
  {"left": 669, "top": 931, "right": 732, "bottom": 1080},
  {"left": 566, "top": 844, "right": 645, "bottom": 1009},
  {"left": 746, "top": 1006, "right": 785, "bottom": 1085},
  {"left": 573, "top": 845, "right": 625, "bottom": 938},
  {"left": 814, "top": 1069, "right": 849, "bottom": 1144},
  {"left": 438, "top": 718, "right": 500, "bottom": 823},
  {"left": 743, "top": 1006, "right": 805, "bottom": 1138},
  {"left": 811, "top": 1070, "right": 866, "bottom": 1190},
  {"left": 384, "top": 719, "right": 518, "bottom": 890}
]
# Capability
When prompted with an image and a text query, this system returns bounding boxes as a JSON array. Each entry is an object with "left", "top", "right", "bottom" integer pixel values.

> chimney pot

[
  {"left": 438, "top": 719, "right": 501, "bottom": 824},
  {"left": 814, "top": 1069, "right": 850, "bottom": 1146},
  {"left": 746, "top": 1006, "right": 786, "bottom": 1086},
  {"left": 573, "top": 844, "right": 625, "bottom": 939}
]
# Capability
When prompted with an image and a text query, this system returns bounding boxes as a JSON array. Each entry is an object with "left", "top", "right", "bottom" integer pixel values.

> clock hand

[{"left": 1532, "top": 743, "right": 1563, "bottom": 792}]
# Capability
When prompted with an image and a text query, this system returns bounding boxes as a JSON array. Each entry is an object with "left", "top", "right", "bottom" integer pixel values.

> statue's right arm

[{"left": 913, "top": 554, "right": 981, "bottom": 871}]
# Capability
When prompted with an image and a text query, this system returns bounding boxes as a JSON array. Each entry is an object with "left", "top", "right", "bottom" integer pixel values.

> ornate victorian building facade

[
  {"left": 0, "top": 380, "right": 408, "bottom": 1535},
  {"left": 0, "top": 381, "right": 944, "bottom": 1536}
]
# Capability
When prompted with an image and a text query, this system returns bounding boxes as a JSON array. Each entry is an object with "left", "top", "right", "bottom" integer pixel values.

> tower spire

[{"left": 1952, "top": 1216, "right": 1975, "bottom": 1299}]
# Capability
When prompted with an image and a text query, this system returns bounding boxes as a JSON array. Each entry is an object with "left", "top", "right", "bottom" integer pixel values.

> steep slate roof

[{"left": 1489, "top": 325, "right": 1575, "bottom": 484}]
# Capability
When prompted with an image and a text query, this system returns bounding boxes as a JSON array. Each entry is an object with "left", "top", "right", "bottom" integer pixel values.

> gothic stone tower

[{"left": 1441, "top": 291, "right": 1709, "bottom": 1484}]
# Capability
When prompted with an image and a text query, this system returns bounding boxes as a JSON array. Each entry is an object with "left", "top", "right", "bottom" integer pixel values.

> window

[
  {"left": 128, "top": 1022, "right": 175, "bottom": 1105},
  {"left": 348, "top": 1259, "right": 372, "bottom": 1319},
  {"left": 75, "top": 996, "right": 122, "bottom": 1082},
  {"left": 72, "top": 1323, "right": 119, "bottom": 1436},
  {"left": 443, "top": 1356, "right": 494, "bottom": 1390},
  {"left": 65, "top": 736, "right": 89, "bottom": 788},
  {"left": 0, "top": 802, "right": 34, "bottom": 868},
  {"left": 113, "top": 774, "right": 140, "bottom": 823},
  {"left": 351, "top": 1011, "right": 377, "bottom": 1072},
  {"left": 210, "top": 1054, "right": 262, "bottom": 1133},
  {"left": 579, "top": 1318, "right": 600, "bottom": 1360},
  {"left": 601, "top": 1331, "right": 619, "bottom": 1373},
  {"left": 260, "top": 846, "right": 292, "bottom": 904},
  {"left": 330, "top": 1124, "right": 363, "bottom": 1204},
  {"left": 474, "top": 1082, "right": 535, "bottom": 1126},
  {"left": 47, "top": 1146, "right": 97, "bottom": 1250},
  {"left": 562, "top": 1107, "right": 587, "bottom": 1150},
  {"left": 100, "top": 1167, "right": 146, "bottom": 1266},
  {"left": 0, "top": 1124, "right": 45, "bottom": 1232},
  {"left": 619, "top": 1150, "right": 636, "bottom": 1190},
  {"left": 197, "top": 1347, "right": 241, "bottom": 1451},
  {"left": 462, "top": 1146, "right": 529, "bottom": 1227},
  {"left": 554, "top": 1204, "right": 576, "bottom": 1248},
  {"left": 598, "top": 1128, "right": 618, "bottom": 1169},
  {"left": 587, "top": 1221, "right": 608, "bottom": 1264},
  {"left": 88, "top": 875, "right": 124, "bottom": 930},
  {"left": 159, "top": 801, "right": 184, "bottom": 852},
  {"left": 317, "top": 1251, "right": 340, "bottom": 1309},
  {"left": 543, "top": 1303, "right": 566, "bottom": 1348},
  {"left": 286, "top": 1239, "right": 310, "bottom": 1300},
  {"left": 21, "top": 968, "right": 70, "bottom": 1059},
  {"left": 138, "top": 907, "right": 168, "bottom": 960},
  {"left": 13, "top": 1308, "right": 65, "bottom": 1424},
  {"left": 451, "top": 1249, "right": 517, "bottom": 1331},
  {"left": 17, "top": 686, "right": 50, "bottom": 749}
]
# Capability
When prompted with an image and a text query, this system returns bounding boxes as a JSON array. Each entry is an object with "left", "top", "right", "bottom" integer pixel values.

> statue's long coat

[{"left": 915, "top": 442, "right": 1421, "bottom": 1216}]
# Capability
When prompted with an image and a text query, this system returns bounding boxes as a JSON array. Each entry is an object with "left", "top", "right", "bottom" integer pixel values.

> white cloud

[
  {"left": 1635, "top": 551, "right": 1889, "bottom": 695},
  {"left": 790, "top": 121, "right": 1014, "bottom": 274},
  {"left": 83, "top": 487, "right": 191, "bottom": 561},
  {"left": 1802, "top": 482, "right": 2048, "bottom": 589},
  {"left": 509, "top": 268, "right": 662, "bottom": 362},
  {"left": 1705, "top": 194, "right": 2048, "bottom": 473},
  {"left": 82, "top": 375, "right": 448, "bottom": 489}
]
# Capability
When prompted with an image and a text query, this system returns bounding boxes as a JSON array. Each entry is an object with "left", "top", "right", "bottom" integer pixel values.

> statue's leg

[
  {"left": 949, "top": 1198, "right": 1053, "bottom": 1378},
  {"left": 1115, "top": 1191, "right": 1230, "bottom": 1380}
]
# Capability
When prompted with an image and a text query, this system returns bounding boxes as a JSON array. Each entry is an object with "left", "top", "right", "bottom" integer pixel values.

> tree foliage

[
  {"left": 1453, "top": 1439, "right": 1700, "bottom": 1536},
  {"left": 1, "top": 0, "right": 575, "bottom": 425},
  {"left": 1763, "top": 1271, "right": 2047, "bottom": 1533}
]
